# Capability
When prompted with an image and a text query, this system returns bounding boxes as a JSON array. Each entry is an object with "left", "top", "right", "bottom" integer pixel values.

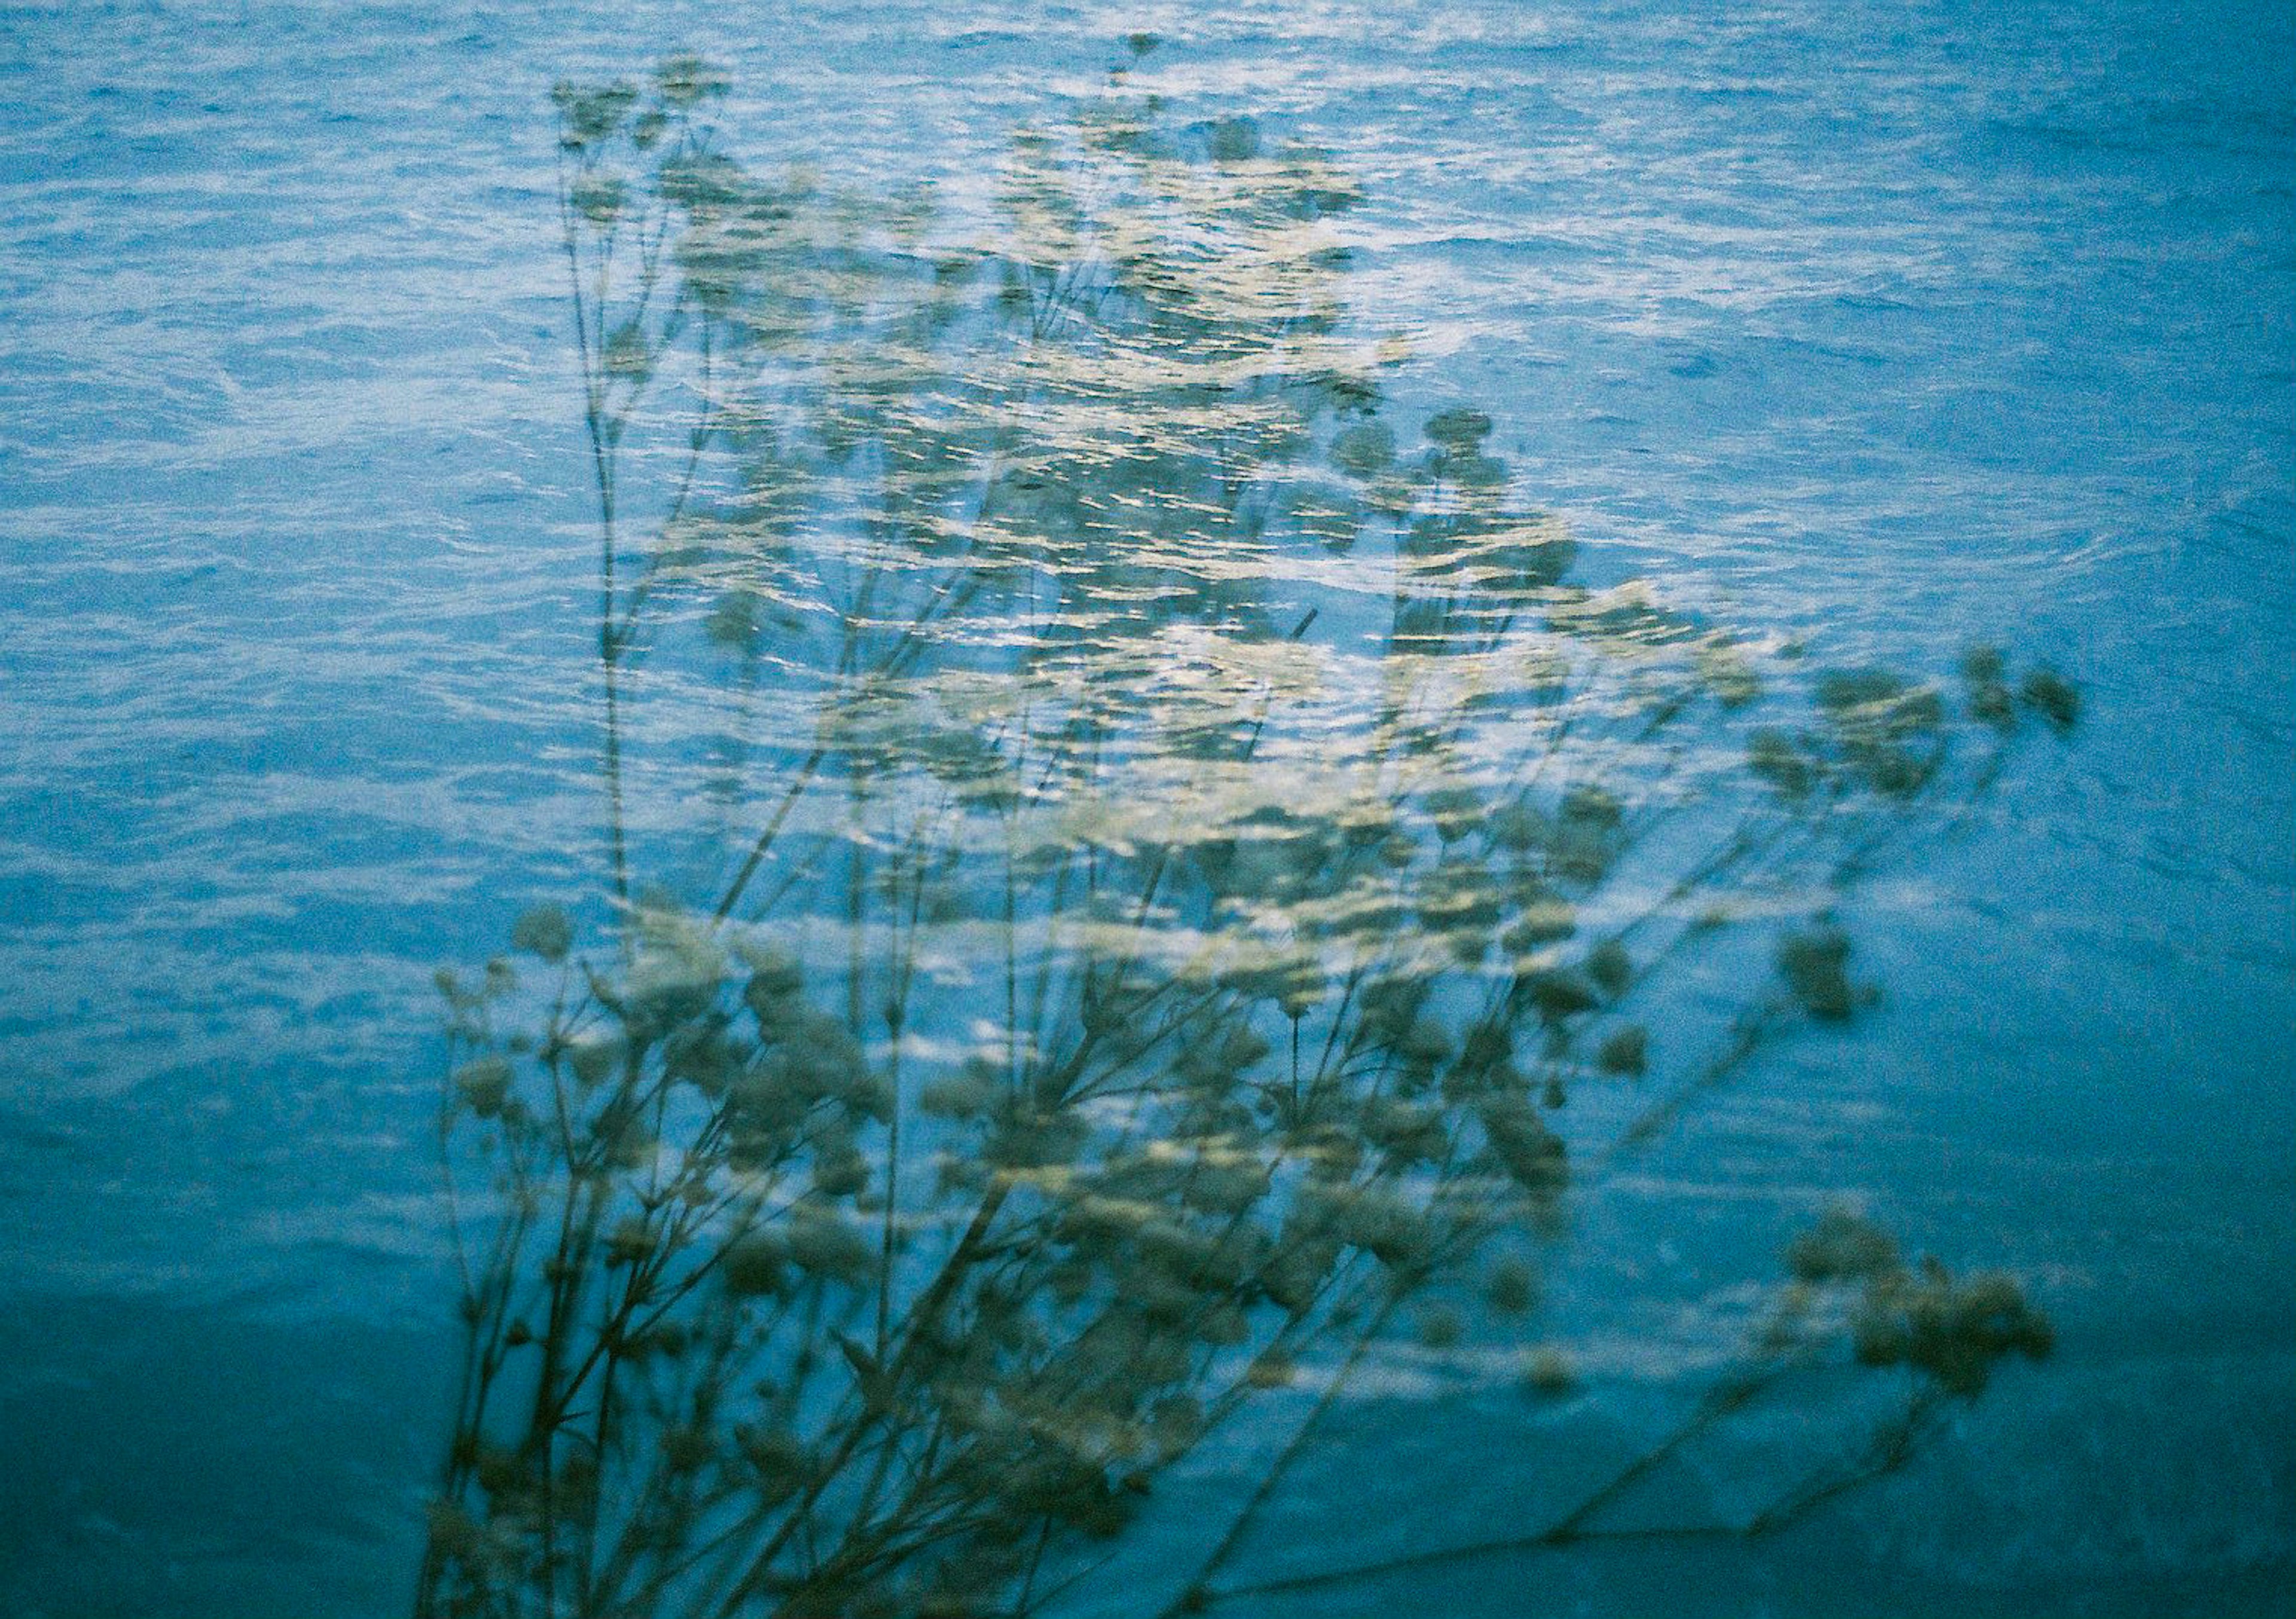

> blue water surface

[{"left": 1, "top": 1, "right": 2291, "bottom": 1614}]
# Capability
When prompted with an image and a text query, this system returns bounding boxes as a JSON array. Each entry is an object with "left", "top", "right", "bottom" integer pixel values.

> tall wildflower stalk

[{"left": 416, "top": 47, "right": 2068, "bottom": 1619}]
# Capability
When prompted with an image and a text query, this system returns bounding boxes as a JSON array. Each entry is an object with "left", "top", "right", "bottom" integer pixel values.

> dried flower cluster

[{"left": 417, "top": 51, "right": 2067, "bottom": 1619}]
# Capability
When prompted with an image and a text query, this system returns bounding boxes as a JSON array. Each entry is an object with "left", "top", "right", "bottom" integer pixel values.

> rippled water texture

[{"left": 2, "top": 2, "right": 2291, "bottom": 1615}]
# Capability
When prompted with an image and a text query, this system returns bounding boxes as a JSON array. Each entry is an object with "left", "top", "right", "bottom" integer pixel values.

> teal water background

[{"left": 2, "top": 1, "right": 2291, "bottom": 1613}]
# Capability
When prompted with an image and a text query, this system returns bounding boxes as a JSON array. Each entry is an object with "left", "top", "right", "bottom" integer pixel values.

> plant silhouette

[{"left": 416, "top": 48, "right": 2068, "bottom": 1619}]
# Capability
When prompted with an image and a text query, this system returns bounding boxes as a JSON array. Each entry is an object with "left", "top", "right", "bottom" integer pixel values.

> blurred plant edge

[{"left": 413, "top": 48, "right": 2075, "bottom": 1619}]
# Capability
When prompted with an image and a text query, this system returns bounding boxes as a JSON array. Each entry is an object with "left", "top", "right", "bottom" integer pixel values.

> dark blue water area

[{"left": 2, "top": 0, "right": 2292, "bottom": 1614}]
